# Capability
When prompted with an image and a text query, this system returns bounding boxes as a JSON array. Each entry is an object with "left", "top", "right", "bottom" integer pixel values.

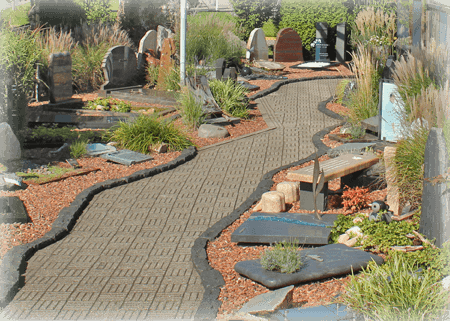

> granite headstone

[
  {"left": 138, "top": 30, "right": 157, "bottom": 70},
  {"left": 419, "top": 128, "right": 450, "bottom": 248},
  {"left": 336, "top": 23, "right": 347, "bottom": 63},
  {"left": 247, "top": 28, "right": 269, "bottom": 61},
  {"left": 48, "top": 51, "right": 72, "bottom": 103},
  {"left": 315, "top": 22, "right": 329, "bottom": 62},
  {"left": 100, "top": 46, "right": 137, "bottom": 90},
  {"left": 273, "top": 28, "right": 303, "bottom": 62}
]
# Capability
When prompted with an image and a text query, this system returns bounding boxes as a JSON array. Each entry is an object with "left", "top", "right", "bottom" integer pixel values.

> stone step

[{"left": 361, "top": 115, "right": 379, "bottom": 133}]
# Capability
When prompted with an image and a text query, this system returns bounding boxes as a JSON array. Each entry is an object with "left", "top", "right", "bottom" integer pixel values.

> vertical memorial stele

[{"left": 48, "top": 52, "right": 72, "bottom": 103}]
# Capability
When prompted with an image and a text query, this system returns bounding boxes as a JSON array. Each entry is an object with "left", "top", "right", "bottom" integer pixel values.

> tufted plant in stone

[
  {"left": 260, "top": 239, "right": 303, "bottom": 274},
  {"left": 312, "top": 153, "right": 324, "bottom": 220},
  {"left": 340, "top": 249, "right": 449, "bottom": 321}
]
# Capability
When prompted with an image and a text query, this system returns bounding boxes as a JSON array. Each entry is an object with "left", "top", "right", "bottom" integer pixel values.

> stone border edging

[
  {"left": 192, "top": 76, "right": 350, "bottom": 321},
  {"left": 0, "top": 146, "right": 198, "bottom": 309}
]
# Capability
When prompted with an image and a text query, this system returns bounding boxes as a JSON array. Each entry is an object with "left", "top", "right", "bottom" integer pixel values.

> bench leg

[
  {"left": 300, "top": 182, "right": 328, "bottom": 211},
  {"left": 341, "top": 169, "right": 365, "bottom": 189}
]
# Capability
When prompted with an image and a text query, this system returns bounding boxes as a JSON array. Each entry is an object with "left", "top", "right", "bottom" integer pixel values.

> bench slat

[{"left": 286, "top": 153, "right": 379, "bottom": 183}]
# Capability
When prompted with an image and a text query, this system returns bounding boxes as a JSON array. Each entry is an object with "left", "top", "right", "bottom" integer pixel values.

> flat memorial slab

[
  {"left": 101, "top": 149, "right": 153, "bottom": 166},
  {"left": 327, "top": 143, "right": 376, "bottom": 158},
  {"left": 231, "top": 212, "right": 338, "bottom": 245},
  {"left": 286, "top": 153, "right": 379, "bottom": 183},
  {"left": 267, "top": 303, "right": 356, "bottom": 321},
  {"left": 254, "top": 61, "right": 285, "bottom": 71},
  {"left": 234, "top": 243, "right": 384, "bottom": 289},
  {"left": 86, "top": 143, "right": 117, "bottom": 156},
  {"left": 290, "top": 61, "right": 338, "bottom": 69}
]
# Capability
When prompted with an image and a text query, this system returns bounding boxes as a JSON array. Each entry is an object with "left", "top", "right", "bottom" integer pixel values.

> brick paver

[{"left": 2, "top": 79, "right": 341, "bottom": 320}]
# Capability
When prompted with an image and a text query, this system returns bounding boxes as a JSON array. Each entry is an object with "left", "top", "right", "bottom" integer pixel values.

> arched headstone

[
  {"left": 247, "top": 28, "right": 268, "bottom": 61},
  {"left": 138, "top": 30, "right": 157, "bottom": 70},
  {"left": 100, "top": 46, "right": 137, "bottom": 90},
  {"left": 274, "top": 28, "right": 303, "bottom": 62}
]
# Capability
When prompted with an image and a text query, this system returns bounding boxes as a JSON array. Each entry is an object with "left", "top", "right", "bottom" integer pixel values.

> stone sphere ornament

[{"left": 240, "top": 67, "right": 252, "bottom": 76}]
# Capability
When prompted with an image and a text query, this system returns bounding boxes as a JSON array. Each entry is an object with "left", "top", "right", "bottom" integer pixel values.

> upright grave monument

[
  {"left": 100, "top": 46, "right": 138, "bottom": 90},
  {"left": 419, "top": 128, "right": 450, "bottom": 249},
  {"left": 48, "top": 52, "right": 72, "bottom": 103},
  {"left": 273, "top": 28, "right": 303, "bottom": 62},
  {"left": 247, "top": 28, "right": 269, "bottom": 61},
  {"left": 336, "top": 23, "right": 347, "bottom": 63},
  {"left": 315, "top": 22, "right": 329, "bottom": 62},
  {"left": 138, "top": 30, "right": 157, "bottom": 70}
]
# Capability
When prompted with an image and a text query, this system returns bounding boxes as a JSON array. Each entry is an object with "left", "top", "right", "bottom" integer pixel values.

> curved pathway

[{"left": 2, "top": 78, "right": 342, "bottom": 320}]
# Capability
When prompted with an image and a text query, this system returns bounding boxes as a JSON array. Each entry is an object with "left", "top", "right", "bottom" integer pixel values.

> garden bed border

[
  {"left": 192, "top": 75, "right": 351, "bottom": 320},
  {"left": 0, "top": 146, "right": 197, "bottom": 308}
]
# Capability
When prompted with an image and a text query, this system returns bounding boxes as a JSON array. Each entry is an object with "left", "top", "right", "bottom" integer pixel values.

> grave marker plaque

[
  {"left": 315, "top": 22, "right": 329, "bottom": 62},
  {"left": 48, "top": 52, "right": 72, "bottom": 103},
  {"left": 419, "top": 128, "right": 450, "bottom": 248},
  {"left": 101, "top": 149, "right": 153, "bottom": 166},
  {"left": 379, "top": 81, "right": 403, "bottom": 142}
]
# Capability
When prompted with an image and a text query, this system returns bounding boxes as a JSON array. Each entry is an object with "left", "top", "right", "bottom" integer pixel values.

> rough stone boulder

[
  {"left": 198, "top": 124, "right": 230, "bottom": 139},
  {"left": 0, "top": 122, "right": 21, "bottom": 162}
]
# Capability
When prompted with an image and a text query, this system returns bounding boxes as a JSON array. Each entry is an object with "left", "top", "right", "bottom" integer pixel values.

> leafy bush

[
  {"left": 84, "top": 97, "right": 132, "bottom": 113},
  {"left": 70, "top": 138, "right": 89, "bottom": 158},
  {"left": 230, "top": 0, "right": 280, "bottom": 41},
  {"left": 177, "top": 88, "right": 205, "bottom": 130},
  {"left": 105, "top": 114, "right": 194, "bottom": 153},
  {"left": 209, "top": 79, "right": 249, "bottom": 118},
  {"left": 262, "top": 18, "right": 279, "bottom": 38},
  {"left": 78, "top": 0, "right": 115, "bottom": 25},
  {"left": 340, "top": 250, "right": 449, "bottom": 321},
  {"left": 28, "top": 0, "right": 86, "bottom": 28},
  {"left": 185, "top": 13, "right": 245, "bottom": 67},
  {"left": 260, "top": 240, "right": 303, "bottom": 274}
]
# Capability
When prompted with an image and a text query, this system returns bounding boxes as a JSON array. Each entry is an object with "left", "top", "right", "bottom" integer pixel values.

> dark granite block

[
  {"left": 300, "top": 181, "right": 328, "bottom": 211},
  {"left": 231, "top": 212, "right": 337, "bottom": 245},
  {"left": 235, "top": 243, "right": 384, "bottom": 289}
]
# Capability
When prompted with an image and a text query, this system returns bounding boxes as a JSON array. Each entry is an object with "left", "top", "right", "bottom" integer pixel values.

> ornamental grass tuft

[
  {"left": 209, "top": 79, "right": 249, "bottom": 118},
  {"left": 105, "top": 114, "right": 194, "bottom": 153},
  {"left": 260, "top": 239, "right": 303, "bottom": 274},
  {"left": 177, "top": 87, "right": 205, "bottom": 130}
]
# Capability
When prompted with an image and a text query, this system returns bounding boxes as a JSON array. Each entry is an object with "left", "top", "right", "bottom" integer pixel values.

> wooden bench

[{"left": 286, "top": 153, "right": 379, "bottom": 211}]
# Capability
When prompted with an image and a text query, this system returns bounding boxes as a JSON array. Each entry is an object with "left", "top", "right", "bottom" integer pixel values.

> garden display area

[{"left": 1, "top": 1, "right": 450, "bottom": 320}]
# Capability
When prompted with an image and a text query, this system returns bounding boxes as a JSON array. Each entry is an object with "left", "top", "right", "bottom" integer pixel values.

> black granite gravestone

[
  {"left": 215, "top": 58, "right": 226, "bottom": 80},
  {"left": 336, "top": 23, "right": 347, "bottom": 63},
  {"left": 315, "top": 22, "right": 329, "bottom": 62}
]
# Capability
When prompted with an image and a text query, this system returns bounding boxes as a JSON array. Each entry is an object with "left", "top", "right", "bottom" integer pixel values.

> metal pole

[
  {"left": 216, "top": 0, "right": 219, "bottom": 11},
  {"left": 180, "top": 0, "right": 187, "bottom": 86}
]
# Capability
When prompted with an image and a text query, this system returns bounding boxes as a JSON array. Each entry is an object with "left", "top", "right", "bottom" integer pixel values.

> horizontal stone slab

[
  {"left": 286, "top": 153, "right": 379, "bottom": 183},
  {"left": 235, "top": 243, "right": 384, "bottom": 289},
  {"left": 231, "top": 212, "right": 338, "bottom": 245},
  {"left": 361, "top": 115, "right": 379, "bottom": 133},
  {"left": 101, "top": 149, "right": 153, "bottom": 166},
  {"left": 327, "top": 143, "right": 376, "bottom": 158},
  {"left": 267, "top": 303, "right": 357, "bottom": 321}
]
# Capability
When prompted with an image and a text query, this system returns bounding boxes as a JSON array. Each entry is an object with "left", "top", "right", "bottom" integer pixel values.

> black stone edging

[
  {"left": 0, "top": 146, "right": 197, "bottom": 309},
  {"left": 192, "top": 76, "right": 351, "bottom": 320}
]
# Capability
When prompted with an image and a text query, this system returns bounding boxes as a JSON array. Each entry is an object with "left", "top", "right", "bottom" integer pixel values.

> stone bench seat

[{"left": 286, "top": 153, "right": 379, "bottom": 211}]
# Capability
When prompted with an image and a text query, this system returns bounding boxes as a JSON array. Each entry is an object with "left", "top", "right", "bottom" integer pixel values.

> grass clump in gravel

[
  {"left": 70, "top": 138, "right": 89, "bottom": 158},
  {"left": 177, "top": 87, "right": 205, "bottom": 130},
  {"left": 105, "top": 114, "right": 195, "bottom": 153},
  {"left": 84, "top": 97, "right": 131, "bottom": 112},
  {"left": 260, "top": 239, "right": 303, "bottom": 274},
  {"left": 209, "top": 78, "right": 249, "bottom": 118}
]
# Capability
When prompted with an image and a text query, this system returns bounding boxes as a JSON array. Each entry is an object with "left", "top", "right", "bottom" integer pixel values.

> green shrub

[
  {"left": 209, "top": 79, "right": 249, "bottom": 118},
  {"left": 78, "top": 0, "right": 115, "bottom": 24},
  {"left": 262, "top": 18, "right": 279, "bottom": 38},
  {"left": 146, "top": 64, "right": 159, "bottom": 87},
  {"left": 28, "top": 0, "right": 86, "bottom": 28},
  {"left": 105, "top": 114, "right": 194, "bottom": 153},
  {"left": 230, "top": 0, "right": 281, "bottom": 41},
  {"left": 185, "top": 13, "right": 244, "bottom": 67},
  {"left": 260, "top": 240, "right": 303, "bottom": 274},
  {"left": 177, "top": 88, "right": 205, "bottom": 130},
  {"left": 1, "top": 2, "right": 31, "bottom": 26},
  {"left": 160, "top": 64, "right": 181, "bottom": 92},
  {"left": 335, "top": 79, "right": 351, "bottom": 104},
  {"left": 84, "top": 97, "right": 131, "bottom": 113},
  {"left": 340, "top": 250, "right": 449, "bottom": 321},
  {"left": 70, "top": 138, "right": 89, "bottom": 158}
]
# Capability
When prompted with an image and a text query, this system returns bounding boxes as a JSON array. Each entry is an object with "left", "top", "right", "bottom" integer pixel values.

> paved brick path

[{"left": 2, "top": 78, "right": 341, "bottom": 320}]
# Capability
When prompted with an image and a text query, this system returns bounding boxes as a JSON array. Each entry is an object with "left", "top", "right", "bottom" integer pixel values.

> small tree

[
  {"left": 230, "top": 0, "right": 281, "bottom": 41},
  {"left": 28, "top": 0, "right": 86, "bottom": 28}
]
